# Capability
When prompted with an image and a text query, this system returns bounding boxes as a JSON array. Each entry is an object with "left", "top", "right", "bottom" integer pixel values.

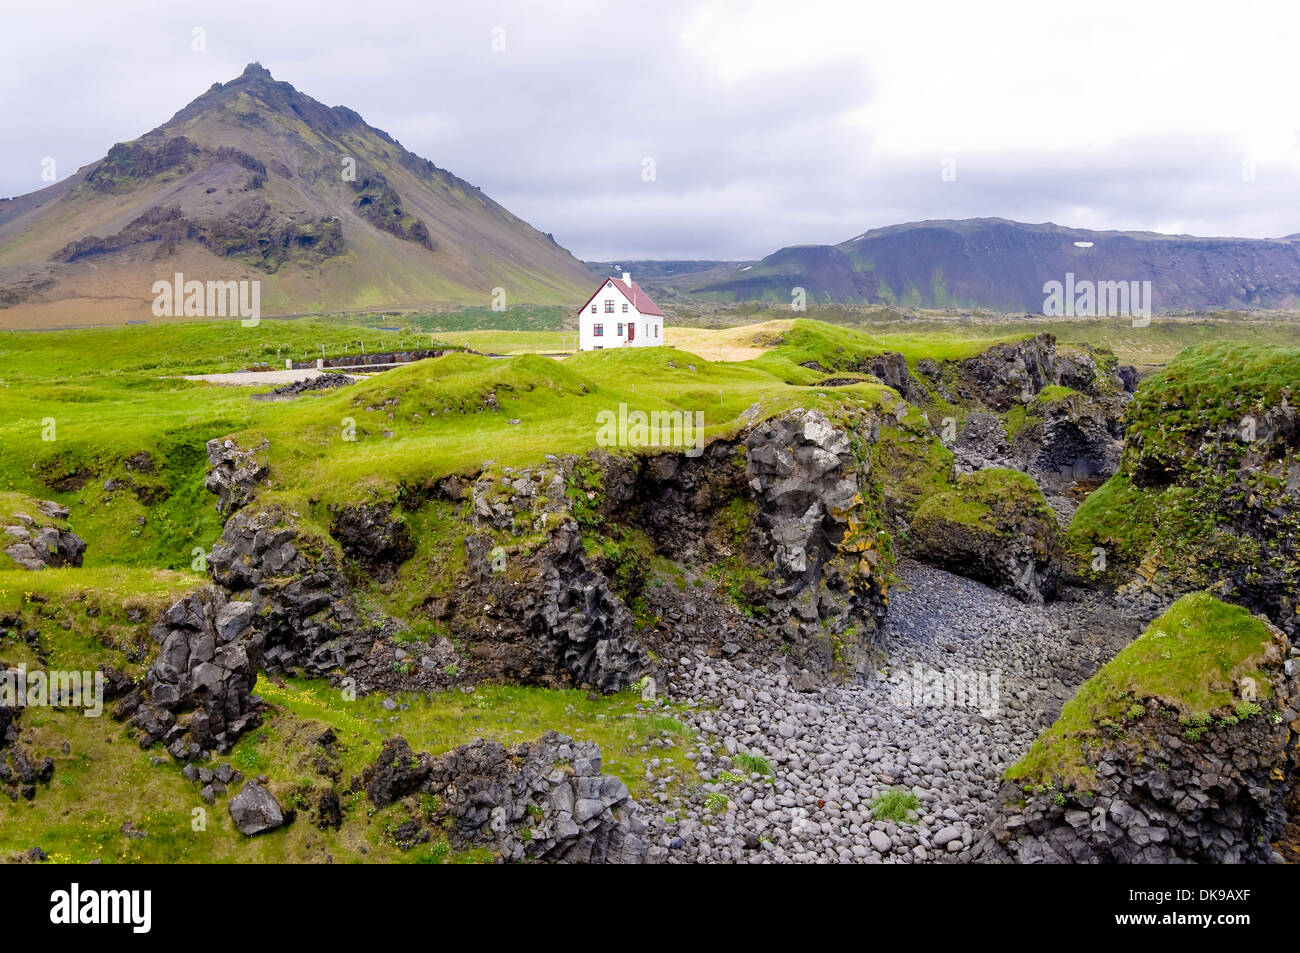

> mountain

[
  {"left": 687, "top": 218, "right": 1300, "bottom": 312},
  {"left": 584, "top": 260, "right": 751, "bottom": 281},
  {"left": 0, "top": 64, "right": 594, "bottom": 327}
]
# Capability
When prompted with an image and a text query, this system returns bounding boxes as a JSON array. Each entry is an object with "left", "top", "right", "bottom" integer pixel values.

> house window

[
  {"left": 593, "top": 323, "right": 604, "bottom": 337},
  {"left": 622, "top": 303, "right": 628, "bottom": 312},
  {"left": 604, "top": 300, "right": 615, "bottom": 313},
  {"left": 590, "top": 304, "right": 596, "bottom": 313},
  {"left": 617, "top": 323, "right": 624, "bottom": 336},
  {"left": 655, "top": 324, "right": 659, "bottom": 338}
]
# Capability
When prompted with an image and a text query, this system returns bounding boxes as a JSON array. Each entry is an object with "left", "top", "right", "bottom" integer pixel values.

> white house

[{"left": 577, "top": 272, "right": 665, "bottom": 351}]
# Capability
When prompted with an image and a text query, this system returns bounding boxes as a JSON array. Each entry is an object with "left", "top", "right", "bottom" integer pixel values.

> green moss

[
  {"left": 913, "top": 468, "right": 1051, "bottom": 533},
  {"left": 1065, "top": 473, "right": 1160, "bottom": 577},
  {"left": 744, "top": 319, "right": 1028, "bottom": 386},
  {"left": 1034, "top": 384, "right": 1082, "bottom": 403},
  {"left": 1002, "top": 404, "right": 1028, "bottom": 442},
  {"left": 871, "top": 416, "right": 956, "bottom": 522},
  {"left": 357, "top": 498, "right": 467, "bottom": 621},
  {"left": 705, "top": 555, "right": 770, "bottom": 618},
  {"left": 593, "top": 526, "right": 656, "bottom": 598},
  {"left": 1068, "top": 343, "right": 1299, "bottom": 597},
  {"left": 718, "top": 495, "right": 756, "bottom": 542},
  {"left": 1007, "top": 593, "right": 1278, "bottom": 788}
]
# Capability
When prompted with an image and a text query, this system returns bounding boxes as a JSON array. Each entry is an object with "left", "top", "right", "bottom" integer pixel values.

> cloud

[{"left": 2, "top": 0, "right": 1298, "bottom": 260}]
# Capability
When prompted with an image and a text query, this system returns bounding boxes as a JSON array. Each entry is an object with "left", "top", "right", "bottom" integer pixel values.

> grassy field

[
  {"left": 407, "top": 309, "right": 1300, "bottom": 370},
  {"left": 0, "top": 672, "right": 698, "bottom": 863},
  {"left": 310, "top": 304, "right": 571, "bottom": 334},
  {"left": 660, "top": 303, "right": 1300, "bottom": 370},
  {"left": 4, "top": 313, "right": 1274, "bottom": 575},
  {"left": 433, "top": 329, "right": 573, "bottom": 353},
  {"left": 0, "top": 319, "right": 911, "bottom": 548},
  {"left": 1, "top": 311, "right": 1288, "bottom": 861}
]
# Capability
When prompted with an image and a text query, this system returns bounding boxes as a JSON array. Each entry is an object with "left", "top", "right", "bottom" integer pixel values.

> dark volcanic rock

[
  {"left": 957, "top": 334, "right": 1060, "bottom": 412},
  {"left": 204, "top": 438, "right": 269, "bottom": 515},
  {"left": 953, "top": 411, "right": 1013, "bottom": 470},
  {"left": 909, "top": 469, "right": 1063, "bottom": 603},
  {"left": 363, "top": 737, "right": 432, "bottom": 808},
  {"left": 360, "top": 732, "right": 654, "bottom": 862},
  {"left": 1012, "top": 390, "right": 1122, "bottom": 483},
  {"left": 0, "top": 705, "right": 17, "bottom": 746},
  {"left": 271, "top": 372, "right": 352, "bottom": 396},
  {"left": 743, "top": 409, "right": 889, "bottom": 674},
  {"left": 424, "top": 731, "right": 654, "bottom": 863},
  {"left": 939, "top": 336, "right": 1130, "bottom": 495},
  {"left": 116, "top": 587, "right": 264, "bottom": 759},
  {"left": 1109, "top": 388, "right": 1300, "bottom": 637},
  {"left": 979, "top": 617, "right": 1299, "bottom": 863},
  {"left": 456, "top": 407, "right": 891, "bottom": 686},
  {"left": 316, "top": 790, "right": 343, "bottom": 830},
  {"left": 851, "top": 351, "right": 927, "bottom": 404},
  {"left": 461, "top": 521, "right": 649, "bottom": 692},
  {"left": 228, "top": 781, "right": 287, "bottom": 835},
  {"left": 330, "top": 502, "right": 414, "bottom": 581},
  {"left": 1, "top": 499, "right": 86, "bottom": 571},
  {"left": 209, "top": 504, "right": 363, "bottom": 677}
]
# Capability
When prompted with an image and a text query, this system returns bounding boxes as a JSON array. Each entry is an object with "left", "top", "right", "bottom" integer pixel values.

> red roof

[{"left": 578, "top": 276, "right": 666, "bottom": 317}]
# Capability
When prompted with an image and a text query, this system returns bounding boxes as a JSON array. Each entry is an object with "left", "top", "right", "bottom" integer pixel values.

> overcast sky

[{"left": 3, "top": 0, "right": 1300, "bottom": 260}]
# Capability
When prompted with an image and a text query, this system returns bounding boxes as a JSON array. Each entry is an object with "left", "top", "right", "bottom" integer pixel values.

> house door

[{"left": 627, "top": 324, "right": 635, "bottom": 342}]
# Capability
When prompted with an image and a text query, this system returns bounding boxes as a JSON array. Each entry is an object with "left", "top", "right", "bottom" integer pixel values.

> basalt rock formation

[
  {"left": 909, "top": 469, "right": 1063, "bottom": 603},
  {"left": 229, "top": 781, "right": 288, "bottom": 836},
  {"left": 980, "top": 613, "right": 1299, "bottom": 864},
  {"left": 951, "top": 336, "right": 1130, "bottom": 485},
  {"left": 741, "top": 409, "right": 890, "bottom": 674},
  {"left": 462, "top": 519, "right": 649, "bottom": 692},
  {"left": 209, "top": 504, "right": 362, "bottom": 677},
  {"left": 1, "top": 499, "right": 86, "bottom": 571},
  {"left": 204, "top": 438, "right": 269, "bottom": 516},
  {"left": 448, "top": 407, "right": 892, "bottom": 687},
  {"left": 330, "top": 502, "right": 414, "bottom": 582},
  {"left": 363, "top": 732, "right": 655, "bottom": 863},
  {"left": 1071, "top": 344, "right": 1299, "bottom": 638},
  {"left": 115, "top": 587, "right": 264, "bottom": 759}
]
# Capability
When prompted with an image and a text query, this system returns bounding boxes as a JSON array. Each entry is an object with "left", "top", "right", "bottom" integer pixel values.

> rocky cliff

[
  {"left": 1068, "top": 342, "right": 1299, "bottom": 638},
  {"left": 980, "top": 594, "right": 1299, "bottom": 863}
]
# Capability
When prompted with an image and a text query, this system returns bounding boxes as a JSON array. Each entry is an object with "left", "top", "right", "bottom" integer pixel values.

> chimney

[{"left": 622, "top": 271, "right": 631, "bottom": 285}]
